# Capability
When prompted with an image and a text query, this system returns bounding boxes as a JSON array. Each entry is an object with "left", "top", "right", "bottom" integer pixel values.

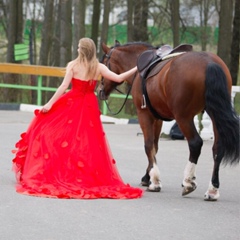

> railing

[
  {"left": 0, "top": 63, "right": 65, "bottom": 105},
  {"left": 0, "top": 63, "right": 132, "bottom": 115}
]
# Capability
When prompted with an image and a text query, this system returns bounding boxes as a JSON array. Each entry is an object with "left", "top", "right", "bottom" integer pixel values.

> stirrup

[{"left": 141, "top": 94, "right": 147, "bottom": 109}]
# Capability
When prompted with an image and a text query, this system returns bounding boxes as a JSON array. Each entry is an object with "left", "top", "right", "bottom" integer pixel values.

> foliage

[
  {"left": 107, "top": 24, "right": 219, "bottom": 47},
  {"left": 234, "top": 93, "right": 240, "bottom": 114}
]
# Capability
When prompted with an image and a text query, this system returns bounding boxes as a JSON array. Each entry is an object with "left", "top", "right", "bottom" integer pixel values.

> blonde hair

[{"left": 77, "top": 38, "right": 99, "bottom": 79}]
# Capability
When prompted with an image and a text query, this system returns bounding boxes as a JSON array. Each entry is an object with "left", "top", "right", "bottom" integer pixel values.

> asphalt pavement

[{"left": 0, "top": 110, "right": 239, "bottom": 240}]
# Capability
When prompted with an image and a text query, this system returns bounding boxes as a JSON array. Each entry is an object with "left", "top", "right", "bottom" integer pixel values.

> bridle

[{"left": 100, "top": 47, "right": 136, "bottom": 116}]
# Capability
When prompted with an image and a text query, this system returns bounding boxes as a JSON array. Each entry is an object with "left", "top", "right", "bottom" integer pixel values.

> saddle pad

[
  {"left": 162, "top": 52, "right": 186, "bottom": 60},
  {"left": 146, "top": 52, "right": 186, "bottom": 80}
]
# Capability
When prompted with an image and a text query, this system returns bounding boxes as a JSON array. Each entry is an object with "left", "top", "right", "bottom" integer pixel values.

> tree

[
  {"left": 0, "top": 0, "right": 7, "bottom": 37},
  {"left": 91, "top": 0, "right": 101, "bottom": 48},
  {"left": 6, "top": 0, "right": 23, "bottom": 103},
  {"left": 6, "top": 0, "right": 23, "bottom": 63},
  {"left": 39, "top": 0, "right": 54, "bottom": 66},
  {"left": 199, "top": 0, "right": 215, "bottom": 51},
  {"left": 230, "top": 0, "right": 240, "bottom": 85},
  {"left": 127, "top": 0, "right": 134, "bottom": 42},
  {"left": 170, "top": 0, "right": 180, "bottom": 47},
  {"left": 133, "top": 0, "right": 148, "bottom": 42},
  {"left": 38, "top": 0, "right": 55, "bottom": 103},
  {"left": 217, "top": 0, "right": 233, "bottom": 67},
  {"left": 184, "top": 0, "right": 217, "bottom": 51},
  {"left": 59, "top": 0, "right": 72, "bottom": 67},
  {"left": 73, "top": 0, "right": 86, "bottom": 59},
  {"left": 47, "top": 1, "right": 62, "bottom": 102},
  {"left": 99, "top": 0, "right": 110, "bottom": 57},
  {"left": 50, "top": 1, "right": 61, "bottom": 68}
]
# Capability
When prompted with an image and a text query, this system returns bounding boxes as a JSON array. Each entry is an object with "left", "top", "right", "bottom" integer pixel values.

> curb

[
  {"left": 0, "top": 103, "right": 20, "bottom": 111},
  {"left": 0, "top": 103, "right": 136, "bottom": 125}
]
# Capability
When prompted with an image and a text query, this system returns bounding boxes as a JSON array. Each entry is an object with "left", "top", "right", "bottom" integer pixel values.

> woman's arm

[
  {"left": 41, "top": 66, "right": 73, "bottom": 113},
  {"left": 99, "top": 63, "right": 137, "bottom": 83}
]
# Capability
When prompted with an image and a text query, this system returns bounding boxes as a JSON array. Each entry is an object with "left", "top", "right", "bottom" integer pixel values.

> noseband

[{"left": 100, "top": 47, "right": 136, "bottom": 116}]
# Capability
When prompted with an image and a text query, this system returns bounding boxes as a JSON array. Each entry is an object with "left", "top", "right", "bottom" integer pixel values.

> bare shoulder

[
  {"left": 98, "top": 63, "right": 108, "bottom": 72},
  {"left": 66, "top": 60, "right": 78, "bottom": 70}
]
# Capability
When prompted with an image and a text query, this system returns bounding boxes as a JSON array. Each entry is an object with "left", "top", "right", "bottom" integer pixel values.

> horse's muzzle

[{"left": 98, "top": 89, "right": 108, "bottom": 100}]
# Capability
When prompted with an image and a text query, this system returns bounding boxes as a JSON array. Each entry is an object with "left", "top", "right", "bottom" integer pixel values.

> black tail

[{"left": 205, "top": 62, "right": 240, "bottom": 165}]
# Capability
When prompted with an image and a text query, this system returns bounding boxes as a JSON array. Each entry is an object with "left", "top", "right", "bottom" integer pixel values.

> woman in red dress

[{"left": 12, "top": 38, "right": 143, "bottom": 199}]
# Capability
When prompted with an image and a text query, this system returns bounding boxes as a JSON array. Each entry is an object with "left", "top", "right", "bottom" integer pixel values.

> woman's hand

[{"left": 41, "top": 103, "right": 52, "bottom": 113}]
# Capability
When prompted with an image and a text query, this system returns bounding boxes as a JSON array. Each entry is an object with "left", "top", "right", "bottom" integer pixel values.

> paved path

[{"left": 0, "top": 110, "right": 239, "bottom": 240}]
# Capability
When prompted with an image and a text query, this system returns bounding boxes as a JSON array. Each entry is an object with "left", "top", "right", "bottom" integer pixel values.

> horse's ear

[
  {"left": 115, "top": 40, "right": 121, "bottom": 46},
  {"left": 101, "top": 42, "right": 110, "bottom": 54}
]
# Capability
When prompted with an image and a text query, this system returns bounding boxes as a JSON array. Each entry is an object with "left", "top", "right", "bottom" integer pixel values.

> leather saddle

[{"left": 137, "top": 44, "right": 193, "bottom": 80}]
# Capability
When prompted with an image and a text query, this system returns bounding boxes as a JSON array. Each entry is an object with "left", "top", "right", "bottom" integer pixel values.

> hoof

[
  {"left": 204, "top": 190, "right": 219, "bottom": 201},
  {"left": 182, "top": 182, "right": 197, "bottom": 196},
  {"left": 147, "top": 186, "right": 161, "bottom": 192},
  {"left": 141, "top": 174, "right": 150, "bottom": 187},
  {"left": 204, "top": 195, "right": 218, "bottom": 201},
  {"left": 204, "top": 183, "right": 220, "bottom": 201},
  {"left": 147, "top": 181, "right": 162, "bottom": 192},
  {"left": 141, "top": 181, "right": 149, "bottom": 187}
]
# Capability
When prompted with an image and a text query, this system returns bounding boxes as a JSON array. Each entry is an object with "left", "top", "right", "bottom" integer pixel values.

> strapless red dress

[{"left": 12, "top": 78, "right": 143, "bottom": 199}]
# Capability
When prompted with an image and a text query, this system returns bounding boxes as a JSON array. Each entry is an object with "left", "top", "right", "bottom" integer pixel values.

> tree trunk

[
  {"left": 79, "top": 0, "right": 86, "bottom": 39},
  {"left": 46, "top": 1, "right": 62, "bottom": 102},
  {"left": 91, "top": 0, "right": 101, "bottom": 48},
  {"left": 202, "top": 0, "right": 209, "bottom": 51},
  {"left": 7, "top": 0, "right": 23, "bottom": 63},
  {"left": 51, "top": 1, "right": 61, "bottom": 68},
  {"left": 38, "top": 0, "right": 54, "bottom": 104},
  {"left": 230, "top": 0, "right": 240, "bottom": 85},
  {"left": 73, "top": 0, "right": 86, "bottom": 58},
  {"left": 217, "top": 0, "right": 233, "bottom": 67},
  {"left": 133, "top": 2, "right": 140, "bottom": 41},
  {"left": 133, "top": 0, "right": 148, "bottom": 42},
  {"left": 6, "top": 0, "right": 23, "bottom": 103},
  {"left": 141, "top": 0, "right": 148, "bottom": 42},
  {"left": 170, "top": 0, "right": 180, "bottom": 47},
  {"left": 99, "top": 0, "right": 110, "bottom": 57},
  {"left": 60, "top": 0, "right": 72, "bottom": 67},
  {"left": 39, "top": 0, "right": 54, "bottom": 66},
  {"left": 127, "top": 0, "right": 133, "bottom": 42}
]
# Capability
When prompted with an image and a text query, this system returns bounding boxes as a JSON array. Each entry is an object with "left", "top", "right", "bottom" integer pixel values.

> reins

[
  {"left": 100, "top": 47, "right": 136, "bottom": 116},
  {"left": 104, "top": 80, "right": 133, "bottom": 116}
]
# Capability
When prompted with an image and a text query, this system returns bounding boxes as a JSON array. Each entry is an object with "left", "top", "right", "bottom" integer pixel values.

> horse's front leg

[
  {"left": 139, "top": 115, "right": 162, "bottom": 192},
  {"left": 178, "top": 119, "right": 203, "bottom": 196}
]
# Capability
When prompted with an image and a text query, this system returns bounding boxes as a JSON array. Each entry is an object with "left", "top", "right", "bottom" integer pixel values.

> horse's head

[
  {"left": 98, "top": 41, "right": 123, "bottom": 100},
  {"left": 98, "top": 41, "right": 155, "bottom": 100}
]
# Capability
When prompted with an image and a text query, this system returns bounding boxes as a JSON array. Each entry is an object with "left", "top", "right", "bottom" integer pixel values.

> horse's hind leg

[
  {"left": 177, "top": 119, "right": 203, "bottom": 196},
  {"left": 204, "top": 126, "right": 220, "bottom": 201}
]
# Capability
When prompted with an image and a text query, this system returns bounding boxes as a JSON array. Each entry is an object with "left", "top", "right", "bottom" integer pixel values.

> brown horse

[{"left": 99, "top": 41, "right": 240, "bottom": 201}]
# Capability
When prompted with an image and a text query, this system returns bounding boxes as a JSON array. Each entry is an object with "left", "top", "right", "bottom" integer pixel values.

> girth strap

[{"left": 141, "top": 60, "right": 173, "bottom": 121}]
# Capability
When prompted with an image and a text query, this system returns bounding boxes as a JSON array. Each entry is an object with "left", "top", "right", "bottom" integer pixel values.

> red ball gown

[{"left": 12, "top": 78, "right": 143, "bottom": 199}]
